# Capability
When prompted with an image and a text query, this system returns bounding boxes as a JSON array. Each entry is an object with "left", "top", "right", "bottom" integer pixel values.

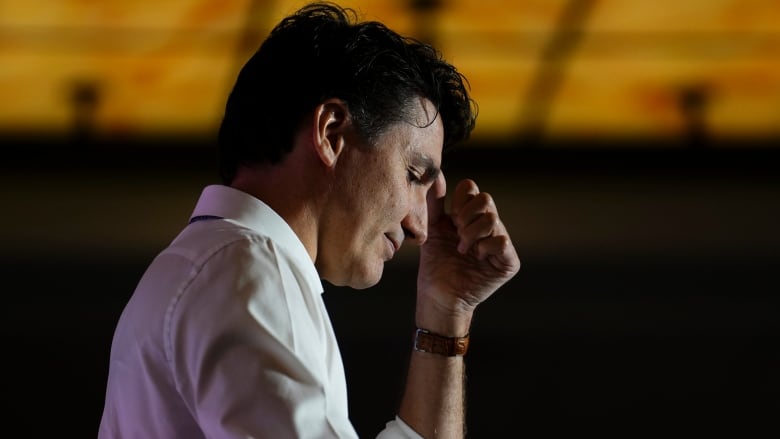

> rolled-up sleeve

[{"left": 376, "top": 416, "right": 425, "bottom": 439}]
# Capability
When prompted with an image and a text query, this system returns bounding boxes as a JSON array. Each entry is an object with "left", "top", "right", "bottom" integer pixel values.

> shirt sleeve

[
  {"left": 376, "top": 416, "right": 425, "bottom": 439},
  {"left": 166, "top": 237, "right": 358, "bottom": 438}
]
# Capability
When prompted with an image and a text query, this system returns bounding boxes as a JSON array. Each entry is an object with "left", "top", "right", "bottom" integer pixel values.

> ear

[{"left": 311, "top": 98, "right": 349, "bottom": 168}]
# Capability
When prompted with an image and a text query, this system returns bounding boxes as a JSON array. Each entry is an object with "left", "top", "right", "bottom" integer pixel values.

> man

[{"left": 98, "top": 2, "right": 520, "bottom": 438}]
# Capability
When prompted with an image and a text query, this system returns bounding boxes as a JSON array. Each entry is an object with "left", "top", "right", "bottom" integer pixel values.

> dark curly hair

[{"left": 217, "top": 1, "right": 477, "bottom": 184}]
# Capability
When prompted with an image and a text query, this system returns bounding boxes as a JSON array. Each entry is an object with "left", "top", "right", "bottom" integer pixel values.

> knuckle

[
  {"left": 484, "top": 211, "right": 499, "bottom": 227},
  {"left": 475, "top": 192, "right": 495, "bottom": 209}
]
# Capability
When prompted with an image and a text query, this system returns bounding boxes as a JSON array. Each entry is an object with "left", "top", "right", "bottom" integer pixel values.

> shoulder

[{"left": 168, "top": 221, "right": 272, "bottom": 262}]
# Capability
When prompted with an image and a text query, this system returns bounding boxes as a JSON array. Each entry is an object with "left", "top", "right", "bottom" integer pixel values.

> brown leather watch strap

[{"left": 413, "top": 328, "right": 470, "bottom": 357}]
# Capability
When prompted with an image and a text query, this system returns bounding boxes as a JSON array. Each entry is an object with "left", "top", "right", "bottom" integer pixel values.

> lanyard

[{"left": 188, "top": 215, "right": 223, "bottom": 224}]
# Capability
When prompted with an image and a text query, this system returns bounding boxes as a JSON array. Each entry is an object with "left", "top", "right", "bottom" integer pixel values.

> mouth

[{"left": 385, "top": 234, "right": 400, "bottom": 254}]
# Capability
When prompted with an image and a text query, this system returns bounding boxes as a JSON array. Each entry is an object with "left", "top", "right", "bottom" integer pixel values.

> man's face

[{"left": 316, "top": 98, "right": 444, "bottom": 289}]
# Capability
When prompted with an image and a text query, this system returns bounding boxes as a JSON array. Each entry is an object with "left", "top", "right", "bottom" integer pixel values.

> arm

[{"left": 397, "top": 175, "right": 521, "bottom": 438}]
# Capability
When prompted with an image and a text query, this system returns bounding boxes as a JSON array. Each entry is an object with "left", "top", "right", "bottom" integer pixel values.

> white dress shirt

[{"left": 98, "top": 184, "right": 421, "bottom": 439}]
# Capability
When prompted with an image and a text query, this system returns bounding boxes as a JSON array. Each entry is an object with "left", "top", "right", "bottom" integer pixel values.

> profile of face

[{"left": 316, "top": 98, "right": 444, "bottom": 289}]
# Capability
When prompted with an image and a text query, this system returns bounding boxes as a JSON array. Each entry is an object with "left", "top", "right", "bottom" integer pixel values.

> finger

[
  {"left": 453, "top": 191, "right": 496, "bottom": 230},
  {"left": 426, "top": 172, "right": 447, "bottom": 225},
  {"left": 457, "top": 210, "right": 499, "bottom": 254},
  {"left": 475, "top": 235, "right": 522, "bottom": 273},
  {"left": 450, "top": 178, "right": 479, "bottom": 218}
]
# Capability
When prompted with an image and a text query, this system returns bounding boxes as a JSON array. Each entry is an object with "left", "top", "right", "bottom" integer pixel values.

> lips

[{"left": 385, "top": 234, "right": 400, "bottom": 254}]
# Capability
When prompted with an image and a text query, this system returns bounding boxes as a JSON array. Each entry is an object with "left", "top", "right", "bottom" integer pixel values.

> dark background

[{"left": 2, "top": 134, "right": 778, "bottom": 437}]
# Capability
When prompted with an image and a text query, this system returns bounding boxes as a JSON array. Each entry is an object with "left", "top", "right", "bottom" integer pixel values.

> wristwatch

[{"left": 413, "top": 328, "right": 470, "bottom": 357}]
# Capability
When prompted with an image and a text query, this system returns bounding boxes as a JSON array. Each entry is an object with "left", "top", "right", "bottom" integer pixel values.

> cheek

[
  {"left": 384, "top": 180, "right": 413, "bottom": 217},
  {"left": 410, "top": 187, "right": 427, "bottom": 216}
]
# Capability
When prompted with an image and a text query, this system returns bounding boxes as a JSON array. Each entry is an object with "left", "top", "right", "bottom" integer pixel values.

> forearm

[
  {"left": 398, "top": 348, "right": 466, "bottom": 439},
  {"left": 398, "top": 304, "right": 472, "bottom": 439}
]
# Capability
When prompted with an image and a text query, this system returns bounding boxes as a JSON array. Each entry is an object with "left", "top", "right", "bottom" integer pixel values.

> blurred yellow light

[{"left": 1, "top": 0, "right": 778, "bottom": 143}]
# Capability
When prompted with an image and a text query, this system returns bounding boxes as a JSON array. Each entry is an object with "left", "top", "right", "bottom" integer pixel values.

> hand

[{"left": 416, "top": 173, "right": 521, "bottom": 331}]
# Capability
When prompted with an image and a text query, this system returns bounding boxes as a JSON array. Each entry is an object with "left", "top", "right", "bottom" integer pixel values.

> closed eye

[
  {"left": 407, "top": 151, "right": 441, "bottom": 187},
  {"left": 407, "top": 169, "right": 423, "bottom": 185}
]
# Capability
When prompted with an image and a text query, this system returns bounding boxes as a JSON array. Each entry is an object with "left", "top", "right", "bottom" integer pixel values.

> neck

[{"left": 230, "top": 151, "right": 325, "bottom": 263}]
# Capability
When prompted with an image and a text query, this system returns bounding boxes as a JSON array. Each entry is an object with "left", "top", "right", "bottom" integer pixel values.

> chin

[
  {"left": 348, "top": 275, "right": 382, "bottom": 290},
  {"left": 348, "top": 264, "right": 384, "bottom": 290},
  {"left": 320, "top": 254, "right": 385, "bottom": 290}
]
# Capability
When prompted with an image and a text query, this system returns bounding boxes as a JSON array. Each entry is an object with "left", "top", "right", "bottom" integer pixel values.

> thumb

[{"left": 426, "top": 172, "right": 447, "bottom": 225}]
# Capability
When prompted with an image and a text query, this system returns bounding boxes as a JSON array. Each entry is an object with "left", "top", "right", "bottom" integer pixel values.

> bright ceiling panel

[{"left": 1, "top": 0, "right": 778, "bottom": 144}]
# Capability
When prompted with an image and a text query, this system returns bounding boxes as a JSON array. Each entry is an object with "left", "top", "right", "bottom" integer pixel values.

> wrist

[
  {"left": 414, "top": 317, "right": 471, "bottom": 338},
  {"left": 415, "top": 304, "right": 473, "bottom": 337}
]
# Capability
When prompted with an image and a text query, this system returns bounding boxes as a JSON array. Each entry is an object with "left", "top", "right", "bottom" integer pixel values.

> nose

[{"left": 401, "top": 190, "right": 428, "bottom": 246}]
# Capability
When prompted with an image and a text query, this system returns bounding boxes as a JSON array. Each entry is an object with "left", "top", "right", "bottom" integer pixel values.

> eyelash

[{"left": 407, "top": 170, "right": 423, "bottom": 185}]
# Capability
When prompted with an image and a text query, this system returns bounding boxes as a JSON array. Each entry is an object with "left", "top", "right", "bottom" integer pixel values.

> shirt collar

[{"left": 190, "top": 184, "right": 323, "bottom": 294}]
